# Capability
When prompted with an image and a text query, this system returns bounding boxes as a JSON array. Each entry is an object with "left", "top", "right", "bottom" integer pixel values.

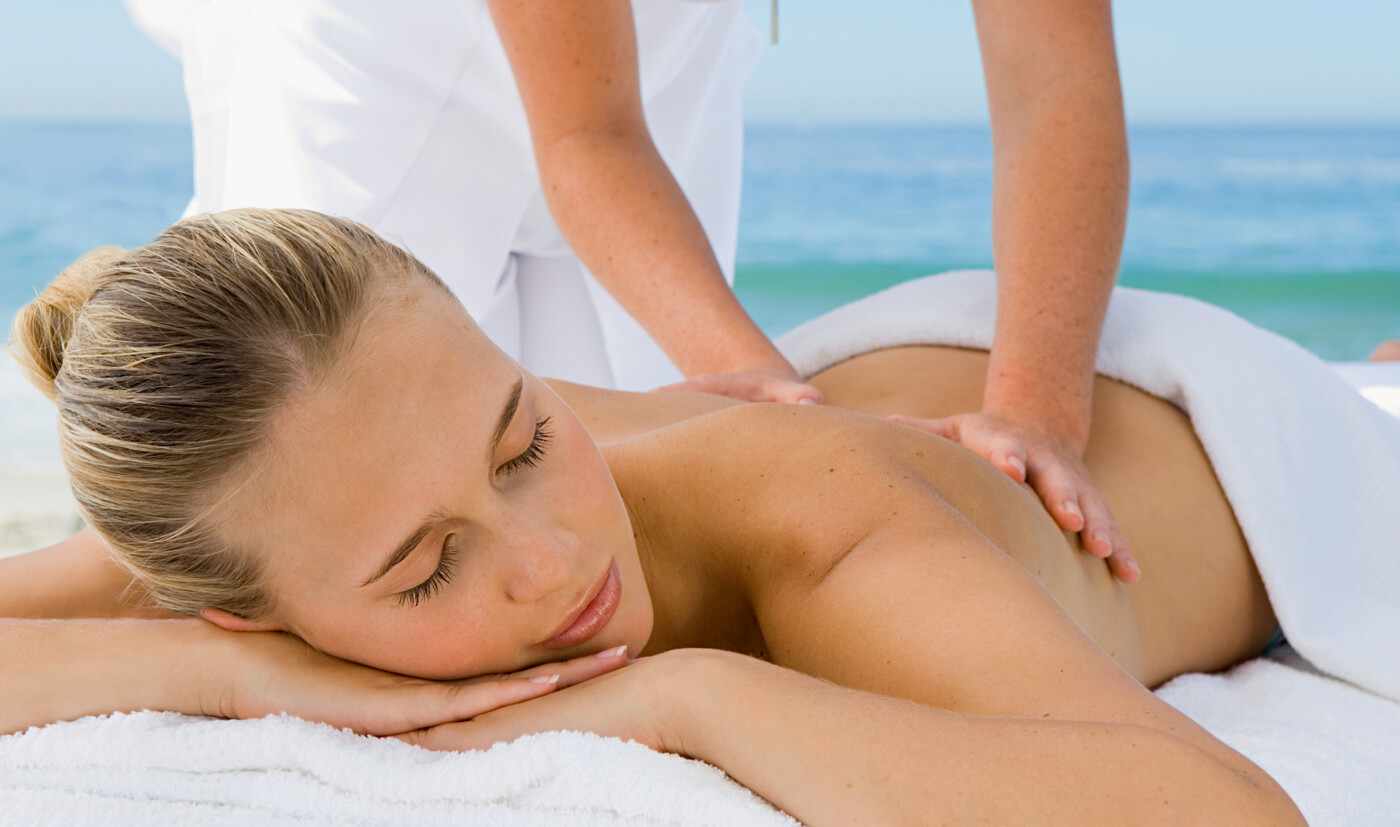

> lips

[{"left": 539, "top": 559, "right": 622, "bottom": 650}]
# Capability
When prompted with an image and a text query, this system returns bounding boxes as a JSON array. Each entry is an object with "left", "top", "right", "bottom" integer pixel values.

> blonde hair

[{"left": 9, "top": 208, "right": 443, "bottom": 617}]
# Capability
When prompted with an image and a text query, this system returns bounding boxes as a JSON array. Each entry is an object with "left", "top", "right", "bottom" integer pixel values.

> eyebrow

[
  {"left": 490, "top": 376, "right": 525, "bottom": 456},
  {"left": 360, "top": 376, "right": 524, "bottom": 589}
]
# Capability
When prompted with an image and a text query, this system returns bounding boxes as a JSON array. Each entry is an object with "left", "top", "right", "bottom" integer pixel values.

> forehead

[{"left": 216, "top": 284, "right": 515, "bottom": 588}]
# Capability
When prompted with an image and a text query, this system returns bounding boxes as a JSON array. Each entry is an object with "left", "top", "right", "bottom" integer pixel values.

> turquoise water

[{"left": 2, "top": 121, "right": 1398, "bottom": 359}]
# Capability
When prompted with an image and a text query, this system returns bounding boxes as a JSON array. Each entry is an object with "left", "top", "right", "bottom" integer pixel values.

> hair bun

[{"left": 9, "top": 245, "right": 126, "bottom": 401}]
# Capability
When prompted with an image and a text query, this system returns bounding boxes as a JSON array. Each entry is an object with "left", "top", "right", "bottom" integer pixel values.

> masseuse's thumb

[{"left": 764, "top": 378, "right": 824, "bottom": 406}]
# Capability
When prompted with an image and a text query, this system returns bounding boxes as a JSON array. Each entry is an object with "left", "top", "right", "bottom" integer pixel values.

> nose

[{"left": 498, "top": 522, "right": 583, "bottom": 605}]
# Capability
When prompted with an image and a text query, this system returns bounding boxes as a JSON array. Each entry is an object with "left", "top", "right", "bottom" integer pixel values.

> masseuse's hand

[
  {"left": 396, "top": 648, "right": 706, "bottom": 755},
  {"left": 219, "top": 631, "right": 631, "bottom": 736},
  {"left": 887, "top": 412, "right": 1140, "bottom": 583},
  {"left": 657, "top": 364, "right": 824, "bottom": 406}
]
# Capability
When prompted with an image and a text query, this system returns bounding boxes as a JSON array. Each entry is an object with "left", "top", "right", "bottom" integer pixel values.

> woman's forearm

[
  {"left": 537, "top": 128, "right": 788, "bottom": 378},
  {"left": 0, "top": 618, "right": 226, "bottom": 734},
  {"left": 668, "top": 652, "right": 1303, "bottom": 827},
  {"left": 0, "top": 529, "right": 173, "bottom": 619}
]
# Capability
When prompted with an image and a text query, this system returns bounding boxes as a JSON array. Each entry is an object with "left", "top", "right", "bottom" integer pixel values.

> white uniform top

[{"left": 126, "top": 0, "right": 763, "bottom": 390}]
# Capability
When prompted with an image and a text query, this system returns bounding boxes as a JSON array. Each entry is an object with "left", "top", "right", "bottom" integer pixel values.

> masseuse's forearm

[
  {"left": 0, "top": 618, "right": 223, "bottom": 734},
  {"left": 0, "top": 529, "right": 173, "bottom": 619},
  {"left": 673, "top": 653, "right": 1300, "bottom": 827},
  {"left": 976, "top": 1, "right": 1128, "bottom": 446},
  {"left": 536, "top": 129, "right": 789, "bottom": 377}
]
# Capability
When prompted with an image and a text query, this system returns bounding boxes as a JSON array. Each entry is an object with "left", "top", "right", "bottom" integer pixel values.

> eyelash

[
  {"left": 397, "top": 535, "right": 458, "bottom": 608},
  {"left": 394, "top": 417, "right": 553, "bottom": 608},
  {"left": 497, "top": 416, "right": 553, "bottom": 476}
]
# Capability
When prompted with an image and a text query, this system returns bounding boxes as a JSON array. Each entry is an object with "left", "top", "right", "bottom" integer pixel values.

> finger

[
  {"left": 396, "top": 713, "right": 536, "bottom": 753},
  {"left": 1025, "top": 460, "right": 1088, "bottom": 535},
  {"left": 393, "top": 721, "right": 486, "bottom": 752},
  {"left": 1077, "top": 492, "right": 1119, "bottom": 562},
  {"left": 361, "top": 673, "right": 558, "bottom": 735},
  {"left": 506, "top": 644, "right": 631, "bottom": 690},
  {"left": 654, "top": 376, "right": 729, "bottom": 396},
  {"left": 887, "top": 414, "right": 959, "bottom": 441},
  {"left": 691, "top": 374, "right": 766, "bottom": 403},
  {"left": 372, "top": 647, "right": 629, "bottom": 734},
  {"left": 971, "top": 434, "right": 1028, "bottom": 484},
  {"left": 999, "top": 450, "right": 1028, "bottom": 483},
  {"left": 652, "top": 381, "right": 696, "bottom": 394},
  {"left": 1106, "top": 537, "right": 1141, "bottom": 584},
  {"left": 762, "top": 380, "right": 824, "bottom": 406},
  {"left": 1081, "top": 499, "right": 1139, "bottom": 583}
]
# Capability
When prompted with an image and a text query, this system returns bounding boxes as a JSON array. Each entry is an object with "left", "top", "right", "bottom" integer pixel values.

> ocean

[{"left": 2, "top": 120, "right": 1398, "bottom": 360}]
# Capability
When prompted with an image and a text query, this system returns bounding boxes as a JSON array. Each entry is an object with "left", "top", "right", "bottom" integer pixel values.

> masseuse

[{"left": 127, "top": 0, "right": 1135, "bottom": 578}]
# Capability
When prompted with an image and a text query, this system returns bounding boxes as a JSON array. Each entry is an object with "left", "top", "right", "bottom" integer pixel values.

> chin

[{"left": 614, "top": 553, "right": 655, "bottom": 655}]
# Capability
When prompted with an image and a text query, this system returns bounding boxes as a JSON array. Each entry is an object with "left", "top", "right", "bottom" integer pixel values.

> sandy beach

[{"left": 0, "top": 350, "right": 82, "bottom": 557}]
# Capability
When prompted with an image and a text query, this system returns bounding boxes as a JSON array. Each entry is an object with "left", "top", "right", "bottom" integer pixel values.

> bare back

[{"left": 558, "top": 345, "right": 1277, "bottom": 687}]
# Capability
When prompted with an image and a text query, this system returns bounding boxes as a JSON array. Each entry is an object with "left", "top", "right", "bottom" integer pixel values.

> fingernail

[
  {"left": 1007, "top": 456, "right": 1025, "bottom": 476},
  {"left": 1063, "top": 500, "right": 1081, "bottom": 516},
  {"left": 595, "top": 644, "right": 628, "bottom": 659},
  {"left": 529, "top": 673, "right": 561, "bottom": 685},
  {"left": 798, "top": 398, "right": 818, "bottom": 405}
]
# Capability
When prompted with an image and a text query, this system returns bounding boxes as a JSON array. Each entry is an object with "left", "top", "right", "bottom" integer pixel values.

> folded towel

[
  {"left": 1, "top": 716, "right": 795, "bottom": 826},
  {"left": 3, "top": 273, "right": 1397, "bottom": 825}
]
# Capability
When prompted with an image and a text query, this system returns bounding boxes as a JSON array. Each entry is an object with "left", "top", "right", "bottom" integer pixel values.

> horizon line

[{"left": 2, "top": 114, "right": 1399, "bottom": 130}]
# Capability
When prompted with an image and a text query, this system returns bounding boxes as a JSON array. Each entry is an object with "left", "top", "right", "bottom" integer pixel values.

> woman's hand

[
  {"left": 394, "top": 648, "right": 717, "bottom": 754},
  {"left": 219, "top": 631, "right": 632, "bottom": 736},
  {"left": 656, "top": 366, "right": 824, "bottom": 405},
  {"left": 887, "top": 412, "right": 1140, "bottom": 583}
]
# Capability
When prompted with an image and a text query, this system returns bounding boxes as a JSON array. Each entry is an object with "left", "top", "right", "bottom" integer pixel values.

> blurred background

[{"left": 2, "top": 0, "right": 1398, "bottom": 361}]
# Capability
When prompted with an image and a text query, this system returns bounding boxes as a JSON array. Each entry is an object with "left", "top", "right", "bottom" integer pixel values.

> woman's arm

[
  {"left": 486, "top": 1, "right": 813, "bottom": 401},
  {"left": 0, "top": 529, "right": 174, "bottom": 619},
  {"left": 396, "top": 646, "right": 1300, "bottom": 826},
  {"left": 1, "top": 617, "right": 223, "bottom": 733},
  {"left": 665, "top": 650, "right": 1302, "bottom": 827},
  {"left": 0, "top": 617, "right": 629, "bottom": 737}
]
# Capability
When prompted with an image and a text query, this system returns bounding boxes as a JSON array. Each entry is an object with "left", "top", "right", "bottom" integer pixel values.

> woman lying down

[{"left": 2, "top": 209, "right": 1309, "bottom": 825}]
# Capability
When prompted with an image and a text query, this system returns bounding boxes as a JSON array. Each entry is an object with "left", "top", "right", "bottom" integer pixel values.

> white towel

[
  {"left": 3, "top": 272, "right": 1398, "bottom": 825},
  {"left": 1156, "top": 647, "right": 1400, "bottom": 826}
]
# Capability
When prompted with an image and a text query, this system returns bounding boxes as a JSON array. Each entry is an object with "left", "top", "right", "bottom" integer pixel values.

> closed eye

[
  {"left": 396, "top": 534, "right": 459, "bottom": 608},
  {"left": 498, "top": 416, "right": 552, "bottom": 477}
]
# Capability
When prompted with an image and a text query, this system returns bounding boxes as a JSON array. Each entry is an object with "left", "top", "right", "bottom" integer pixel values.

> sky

[{"left": 1, "top": 0, "right": 1397, "bottom": 125}]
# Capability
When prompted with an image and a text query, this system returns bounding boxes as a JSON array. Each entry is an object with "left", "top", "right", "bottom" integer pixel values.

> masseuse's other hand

[
  {"left": 657, "top": 365, "right": 824, "bottom": 405},
  {"left": 220, "top": 631, "right": 631, "bottom": 736},
  {"left": 886, "top": 412, "right": 1140, "bottom": 583}
]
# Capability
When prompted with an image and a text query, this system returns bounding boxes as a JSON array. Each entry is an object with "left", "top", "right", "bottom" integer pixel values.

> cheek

[
  {"left": 557, "top": 421, "right": 628, "bottom": 529},
  {"left": 299, "top": 600, "right": 513, "bottom": 679}
]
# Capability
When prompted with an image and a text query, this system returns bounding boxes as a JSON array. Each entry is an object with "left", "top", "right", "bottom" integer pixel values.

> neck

[
  {"left": 549, "top": 378, "right": 761, "bottom": 657},
  {"left": 609, "top": 440, "right": 696, "bottom": 657}
]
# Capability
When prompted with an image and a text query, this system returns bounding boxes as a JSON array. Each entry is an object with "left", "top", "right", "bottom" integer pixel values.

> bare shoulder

[{"left": 609, "top": 402, "right": 980, "bottom": 589}]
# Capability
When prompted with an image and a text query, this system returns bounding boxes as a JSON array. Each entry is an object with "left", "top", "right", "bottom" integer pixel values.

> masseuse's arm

[
  {"left": 487, "top": 1, "right": 817, "bottom": 404},
  {"left": 901, "top": 0, "right": 1135, "bottom": 578}
]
